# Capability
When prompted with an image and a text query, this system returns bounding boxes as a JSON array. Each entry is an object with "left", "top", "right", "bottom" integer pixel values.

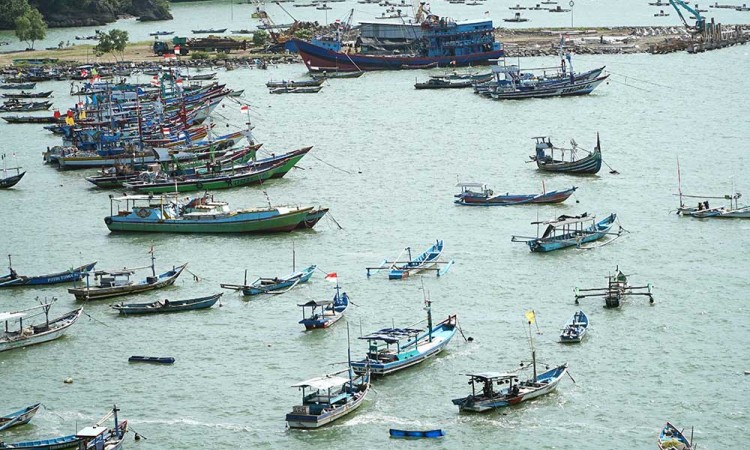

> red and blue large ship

[{"left": 287, "top": 12, "right": 504, "bottom": 72}]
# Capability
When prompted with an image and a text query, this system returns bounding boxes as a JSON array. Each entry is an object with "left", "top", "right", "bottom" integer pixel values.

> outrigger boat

[
  {"left": 112, "top": 293, "right": 222, "bottom": 315},
  {"left": 0, "top": 301, "right": 83, "bottom": 353},
  {"left": 658, "top": 422, "right": 695, "bottom": 450},
  {"left": 452, "top": 312, "right": 569, "bottom": 412},
  {"left": 286, "top": 329, "right": 371, "bottom": 429},
  {"left": 454, "top": 182, "right": 577, "bottom": 206},
  {"left": 0, "top": 256, "right": 96, "bottom": 288},
  {"left": 222, "top": 264, "right": 316, "bottom": 296},
  {"left": 575, "top": 266, "right": 654, "bottom": 308},
  {"left": 366, "top": 240, "right": 454, "bottom": 279},
  {"left": 675, "top": 165, "right": 750, "bottom": 218},
  {"left": 350, "top": 298, "right": 457, "bottom": 376},
  {"left": 298, "top": 281, "right": 349, "bottom": 330},
  {"left": 511, "top": 213, "right": 620, "bottom": 252},
  {"left": 0, "top": 406, "right": 127, "bottom": 450},
  {"left": 0, "top": 403, "right": 41, "bottom": 432},
  {"left": 0, "top": 154, "right": 25, "bottom": 189},
  {"left": 559, "top": 310, "right": 588, "bottom": 343},
  {"left": 68, "top": 250, "right": 186, "bottom": 301},
  {"left": 530, "top": 134, "right": 603, "bottom": 175}
]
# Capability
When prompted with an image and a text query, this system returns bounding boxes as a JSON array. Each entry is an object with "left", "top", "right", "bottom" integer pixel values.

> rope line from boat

[
  {"left": 456, "top": 317, "right": 473, "bottom": 343},
  {"left": 307, "top": 152, "right": 355, "bottom": 175},
  {"left": 326, "top": 210, "right": 344, "bottom": 230},
  {"left": 263, "top": 278, "right": 301, "bottom": 294},
  {"left": 566, "top": 370, "right": 577, "bottom": 384},
  {"left": 82, "top": 310, "right": 113, "bottom": 328},
  {"left": 184, "top": 267, "right": 202, "bottom": 282},
  {"left": 604, "top": 70, "right": 675, "bottom": 90},
  {"left": 129, "top": 426, "right": 148, "bottom": 440},
  {"left": 603, "top": 75, "right": 652, "bottom": 92},
  {"left": 40, "top": 404, "right": 68, "bottom": 421}
]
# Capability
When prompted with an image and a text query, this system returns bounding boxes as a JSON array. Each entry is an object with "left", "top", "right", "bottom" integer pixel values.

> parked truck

[{"left": 153, "top": 36, "right": 249, "bottom": 56}]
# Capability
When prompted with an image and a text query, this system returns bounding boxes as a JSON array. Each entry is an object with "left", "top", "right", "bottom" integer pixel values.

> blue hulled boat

[
  {"left": 0, "top": 257, "right": 96, "bottom": 288},
  {"left": 286, "top": 369, "right": 370, "bottom": 429},
  {"left": 298, "top": 282, "right": 349, "bottom": 330},
  {"left": 511, "top": 213, "right": 619, "bottom": 252},
  {"left": 559, "top": 310, "right": 588, "bottom": 343},
  {"left": 367, "top": 240, "right": 452, "bottom": 279},
  {"left": 128, "top": 356, "right": 176, "bottom": 364},
  {"left": 455, "top": 182, "right": 577, "bottom": 206},
  {"left": 288, "top": 6, "right": 503, "bottom": 72},
  {"left": 351, "top": 303, "right": 457, "bottom": 376},
  {"left": 0, "top": 433, "right": 82, "bottom": 449},
  {"left": 389, "top": 429, "right": 445, "bottom": 438},
  {"left": 222, "top": 264, "right": 316, "bottom": 296},
  {"left": 0, "top": 403, "right": 41, "bottom": 432},
  {"left": 658, "top": 422, "right": 694, "bottom": 449}
]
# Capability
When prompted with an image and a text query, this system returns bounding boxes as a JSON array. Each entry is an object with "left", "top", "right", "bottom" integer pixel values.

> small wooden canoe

[
  {"left": 389, "top": 429, "right": 445, "bottom": 438},
  {"left": 658, "top": 422, "right": 693, "bottom": 449},
  {"left": 560, "top": 310, "right": 588, "bottom": 343},
  {"left": 128, "top": 356, "right": 175, "bottom": 364},
  {"left": 0, "top": 403, "right": 41, "bottom": 432}
]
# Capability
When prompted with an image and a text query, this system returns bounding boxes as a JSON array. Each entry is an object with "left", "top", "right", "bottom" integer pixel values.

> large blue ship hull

[{"left": 290, "top": 38, "right": 505, "bottom": 72}]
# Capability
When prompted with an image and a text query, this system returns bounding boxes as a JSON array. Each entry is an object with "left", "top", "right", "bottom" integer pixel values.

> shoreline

[{"left": 1, "top": 24, "right": 749, "bottom": 67}]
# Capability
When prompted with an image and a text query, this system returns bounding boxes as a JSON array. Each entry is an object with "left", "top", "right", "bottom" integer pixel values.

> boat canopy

[
  {"left": 456, "top": 182, "right": 487, "bottom": 189},
  {"left": 359, "top": 328, "right": 423, "bottom": 343},
  {"left": 292, "top": 375, "right": 350, "bottom": 390},
  {"left": 0, "top": 312, "right": 26, "bottom": 321},
  {"left": 297, "top": 300, "right": 333, "bottom": 307},
  {"left": 76, "top": 426, "right": 108, "bottom": 438},
  {"left": 465, "top": 372, "right": 518, "bottom": 381}
]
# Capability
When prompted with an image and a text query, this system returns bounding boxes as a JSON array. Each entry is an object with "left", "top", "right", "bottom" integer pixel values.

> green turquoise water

[{"left": 1, "top": 46, "right": 749, "bottom": 449}]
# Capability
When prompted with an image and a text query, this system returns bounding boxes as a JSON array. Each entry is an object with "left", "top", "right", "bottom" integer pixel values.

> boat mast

[
  {"left": 149, "top": 245, "right": 156, "bottom": 278},
  {"left": 346, "top": 323, "right": 353, "bottom": 391},
  {"left": 292, "top": 241, "right": 296, "bottom": 272},
  {"left": 526, "top": 312, "right": 537, "bottom": 382}
]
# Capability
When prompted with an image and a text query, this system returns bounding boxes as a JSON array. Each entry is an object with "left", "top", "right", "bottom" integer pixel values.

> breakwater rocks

[{"left": 498, "top": 25, "right": 750, "bottom": 56}]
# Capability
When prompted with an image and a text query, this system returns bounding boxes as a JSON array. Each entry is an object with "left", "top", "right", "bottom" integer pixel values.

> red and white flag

[
  {"left": 240, "top": 105, "right": 249, "bottom": 112},
  {"left": 175, "top": 77, "right": 183, "bottom": 85},
  {"left": 162, "top": 127, "right": 171, "bottom": 135},
  {"left": 80, "top": 69, "right": 89, "bottom": 78},
  {"left": 325, "top": 272, "right": 338, "bottom": 282},
  {"left": 150, "top": 76, "right": 160, "bottom": 87},
  {"left": 174, "top": 45, "right": 181, "bottom": 55}
]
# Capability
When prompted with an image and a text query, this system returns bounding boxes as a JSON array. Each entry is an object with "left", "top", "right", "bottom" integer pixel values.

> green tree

[
  {"left": 15, "top": 7, "right": 46, "bottom": 50},
  {"left": 94, "top": 29, "right": 129, "bottom": 62},
  {"left": 0, "top": 0, "right": 30, "bottom": 30},
  {"left": 253, "top": 30, "right": 268, "bottom": 46}
]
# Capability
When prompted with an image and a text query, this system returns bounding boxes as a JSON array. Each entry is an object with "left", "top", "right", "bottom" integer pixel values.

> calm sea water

[
  {"left": 1, "top": 44, "right": 750, "bottom": 448},
  {"left": 1, "top": 0, "right": 750, "bottom": 52}
]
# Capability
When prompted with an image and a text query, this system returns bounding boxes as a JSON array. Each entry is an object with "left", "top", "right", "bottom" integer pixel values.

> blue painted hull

[
  {"left": 528, "top": 214, "right": 617, "bottom": 252},
  {"left": 0, "top": 434, "right": 81, "bottom": 450},
  {"left": 113, "top": 293, "right": 222, "bottom": 314},
  {"left": 243, "top": 265, "right": 316, "bottom": 295},
  {"left": 291, "top": 38, "right": 504, "bottom": 72},
  {"left": 388, "top": 240, "right": 443, "bottom": 279},
  {"left": 351, "top": 317, "right": 456, "bottom": 376},
  {"left": 128, "top": 356, "right": 176, "bottom": 364},
  {"left": 455, "top": 187, "right": 577, "bottom": 206},
  {"left": 559, "top": 310, "right": 588, "bottom": 343},
  {"left": 0, "top": 262, "right": 97, "bottom": 288},
  {"left": 0, "top": 403, "right": 41, "bottom": 432},
  {"left": 658, "top": 422, "right": 693, "bottom": 449},
  {"left": 389, "top": 429, "right": 445, "bottom": 438}
]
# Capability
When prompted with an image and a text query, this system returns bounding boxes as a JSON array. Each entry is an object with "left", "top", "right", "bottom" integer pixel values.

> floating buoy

[
  {"left": 64, "top": 377, "right": 73, "bottom": 384},
  {"left": 467, "top": 336, "right": 474, "bottom": 342}
]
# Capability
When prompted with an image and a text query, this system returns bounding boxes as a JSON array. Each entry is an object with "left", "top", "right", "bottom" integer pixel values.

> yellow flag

[
  {"left": 525, "top": 310, "right": 535, "bottom": 324},
  {"left": 65, "top": 116, "right": 75, "bottom": 126},
  {"left": 79, "top": 109, "right": 87, "bottom": 120}
]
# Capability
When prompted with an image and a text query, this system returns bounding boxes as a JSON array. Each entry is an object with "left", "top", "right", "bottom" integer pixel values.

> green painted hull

[
  {"left": 106, "top": 207, "right": 314, "bottom": 233},
  {"left": 130, "top": 166, "right": 280, "bottom": 194},
  {"left": 269, "top": 153, "right": 306, "bottom": 179}
]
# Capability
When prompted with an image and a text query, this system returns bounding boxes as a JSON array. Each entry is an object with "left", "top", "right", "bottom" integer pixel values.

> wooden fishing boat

[
  {"left": 658, "top": 422, "right": 694, "bottom": 449},
  {"left": 454, "top": 182, "right": 577, "bottom": 206},
  {"left": 366, "top": 240, "right": 453, "bottom": 279},
  {"left": 414, "top": 78, "right": 475, "bottom": 89},
  {"left": 389, "top": 429, "right": 445, "bottom": 438},
  {"left": 112, "top": 293, "right": 222, "bottom": 314},
  {"left": 123, "top": 160, "right": 284, "bottom": 193},
  {"left": 511, "top": 213, "right": 619, "bottom": 252},
  {"left": 575, "top": 266, "right": 654, "bottom": 308},
  {"left": 310, "top": 70, "right": 364, "bottom": 79},
  {"left": 71, "top": 407, "right": 127, "bottom": 450},
  {"left": 296, "top": 207, "right": 329, "bottom": 229},
  {"left": 0, "top": 82, "right": 36, "bottom": 90},
  {"left": 68, "top": 252, "right": 186, "bottom": 301},
  {"left": 0, "top": 403, "right": 41, "bottom": 432},
  {"left": 1, "top": 91, "right": 52, "bottom": 99},
  {"left": 351, "top": 302, "right": 457, "bottom": 376},
  {"left": 454, "top": 312, "right": 568, "bottom": 412},
  {"left": 0, "top": 433, "right": 82, "bottom": 449},
  {"left": 298, "top": 282, "right": 349, "bottom": 329},
  {"left": 222, "top": 265, "right": 316, "bottom": 296},
  {"left": 0, "top": 258, "right": 96, "bottom": 288},
  {"left": 0, "top": 166, "right": 25, "bottom": 189},
  {"left": 106, "top": 193, "right": 321, "bottom": 234},
  {"left": 266, "top": 78, "right": 325, "bottom": 88},
  {"left": 452, "top": 364, "right": 568, "bottom": 412},
  {"left": 269, "top": 86, "right": 322, "bottom": 94},
  {"left": 192, "top": 28, "right": 228, "bottom": 33},
  {"left": 1, "top": 115, "right": 59, "bottom": 124},
  {"left": 530, "top": 134, "right": 603, "bottom": 174},
  {"left": 0, "top": 303, "right": 83, "bottom": 353},
  {"left": 559, "top": 310, "right": 588, "bottom": 343},
  {"left": 286, "top": 368, "right": 370, "bottom": 429},
  {"left": 128, "top": 356, "right": 176, "bottom": 364}
]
